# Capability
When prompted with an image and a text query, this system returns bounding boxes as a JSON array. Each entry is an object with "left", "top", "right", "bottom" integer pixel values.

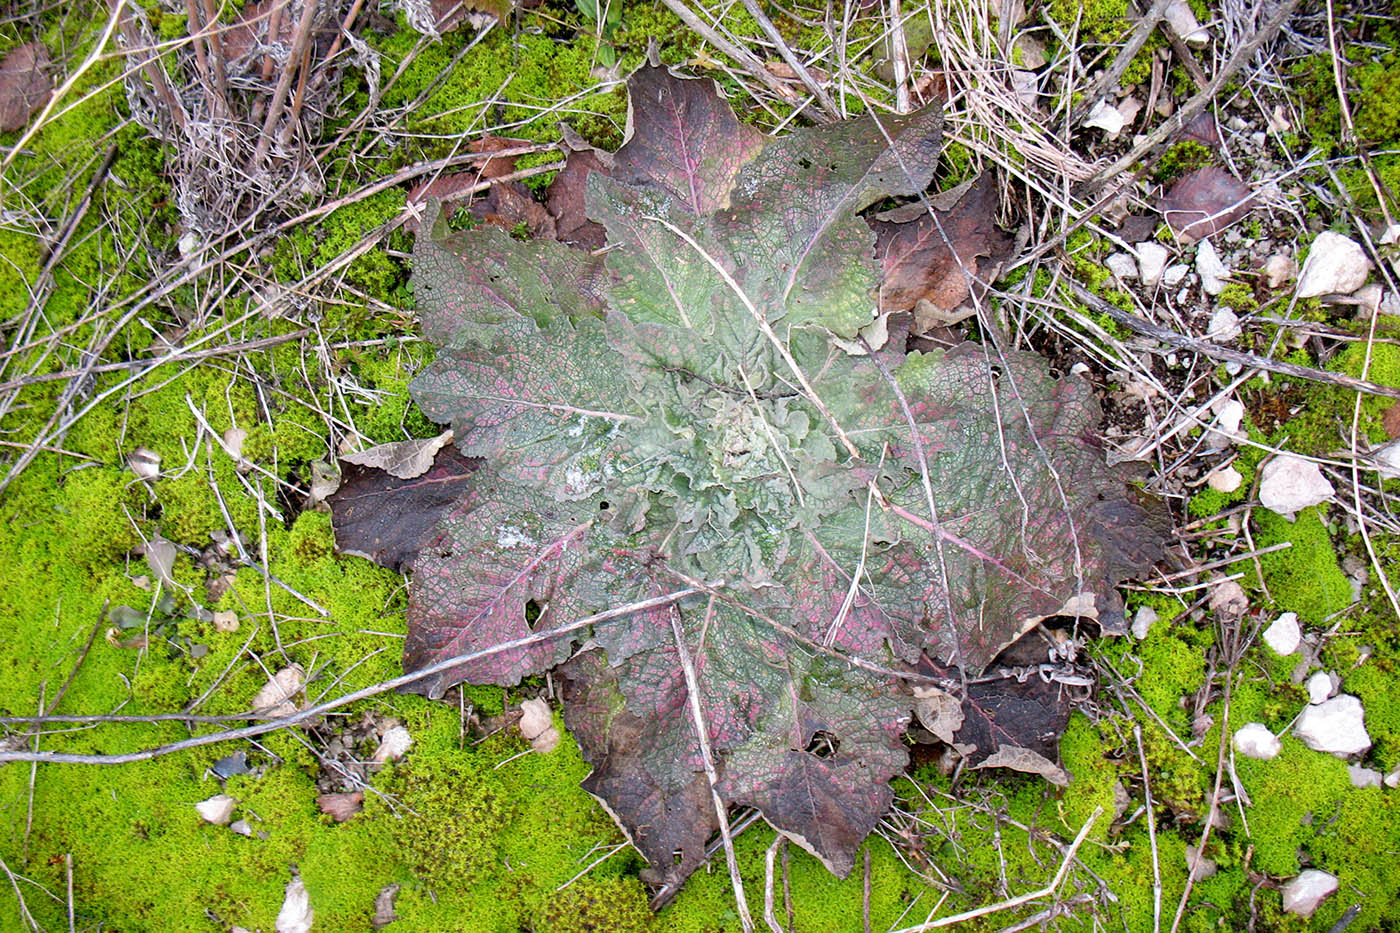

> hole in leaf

[
  {"left": 805, "top": 730, "right": 839, "bottom": 760},
  {"left": 598, "top": 500, "right": 609, "bottom": 511},
  {"left": 524, "top": 599, "right": 543, "bottom": 628}
]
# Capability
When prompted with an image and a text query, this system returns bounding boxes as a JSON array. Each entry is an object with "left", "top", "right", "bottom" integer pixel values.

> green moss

[
  {"left": 387, "top": 753, "right": 520, "bottom": 890},
  {"left": 1134, "top": 624, "right": 1207, "bottom": 728},
  {"left": 1153, "top": 141, "right": 1213, "bottom": 183},
  {"left": 535, "top": 876, "right": 655, "bottom": 932},
  {"left": 1248, "top": 506, "right": 1352, "bottom": 624},
  {"left": 1345, "top": 662, "right": 1400, "bottom": 769}
]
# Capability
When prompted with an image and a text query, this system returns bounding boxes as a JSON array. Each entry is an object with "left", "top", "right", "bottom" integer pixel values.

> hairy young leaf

[{"left": 330, "top": 63, "right": 1167, "bottom": 898}]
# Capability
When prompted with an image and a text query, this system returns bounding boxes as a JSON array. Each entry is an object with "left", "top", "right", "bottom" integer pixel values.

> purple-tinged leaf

[
  {"left": 412, "top": 200, "right": 607, "bottom": 349},
  {"left": 411, "top": 314, "right": 639, "bottom": 499},
  {"left": 404, "top": 481, "right": 596, "bottom": 695},
  {"left": 328, "top": 446, "right": 478, "bottom": 574},
  {"left": 1159, "top": 167, "right": 1253, "bottom": 242},
  {"left": 612, "top": 65, "right": 766, "bottom": 215},
  {"left": 329, "top": 64, "right": 1169, "bottom": 901}
]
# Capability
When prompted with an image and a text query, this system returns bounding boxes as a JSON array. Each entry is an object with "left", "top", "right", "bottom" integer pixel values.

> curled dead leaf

[
  {"left": 250, "top": 665, "right": 305, "bottom": 719},
  {"left": 912, "top": 685, "right": 964, "bottom": 744},
  {"left": 340, "top": 430, "right": 455, "bottom": 481},
  {"left": 0, "top": 42, "right": 51, "bottom": 132},
  {"left": 870, "top": 172, "right": 1013, "bottom": 326},
  {"left": 316, "top": 790, "right": 364, "bottom": 822},
  {"left": 1160, "top": 167, "right": 1253, "bottom": 242}
]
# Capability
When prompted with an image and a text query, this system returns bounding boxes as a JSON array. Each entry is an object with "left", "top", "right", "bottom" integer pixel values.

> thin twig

[
  {"left": 0, "top": 588, "right": 706, "bottom": 766},
  {"left": 1066, "top": 280, "right": 1400, "bottom": 400},
  {"left": 891, "top": 807, "right": 1103, "bottom": 932},
  {"left": 1134, "top": 724, "right": 1163, "bottom": 933},
  {"left": 670, "top": 599, "right": 754, "bottom": 933}
]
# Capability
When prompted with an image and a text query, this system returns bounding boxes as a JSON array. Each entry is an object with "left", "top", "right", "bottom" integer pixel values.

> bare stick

[
  {"left": 671, "top": 599, "right": 755, "bottom": 932},
  {"left": 890, "top": 807, "right": 1103, "bottom": 931},
  {"left": 763, "top": 836, "right": 785, "bottom": 933},
  {"left": 741, "top": 0, "right": 839, "bottom": 120},
  {"left": 250, "top": 0, "right": 319, "bottom": 169},
  {"left": 0, "top": 588, "right": 705, "bottom": 766},
  {"left": 1134, "top": 724, "right": 1163, "bottom": 933},
  {"left": 656, "top": 0, "right": 810, "bottom": 108},
  {"left": 1066, "top": 280, "right": 1400, "bottom": 400}
]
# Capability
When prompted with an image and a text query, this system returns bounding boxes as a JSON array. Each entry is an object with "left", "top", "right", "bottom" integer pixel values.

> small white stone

[
  {"left": 1381, "top": 291, "right": 1400, "bottom": 317},
  {"left": 213, "top": 610, "right": 239, "bottom": 633},
  {"left": 276, "top": 877, "right": 314, "bottom": 933},
  {"left": 1281, "top": 869, "right": 1339, "bottom": 919},
  {"left": 1381, "top": 223, "right": 1400, "bottom": 246},
  {"left": 1136, "top": 242, "right": 1169, "bottom": 287},
  {"left": 230, "top": 818, "right": 254, "bottom": 836},
  {"left": 1295, "top": 694, "right": 1372, "bottom": 757},
  {"left": 1261, "top": 253, "right": 1297, "bottom": 289},
  {"left": 1164, "top": 0, "right": 1209, "bottom": 45},
  {"left": 178, "top": 231, "right": 200, "bottom": 259},
  {"left": 1207, "top": 465, "right": 1243, "bottom": 492},
  {"left": 1207, "top": 398, "right": 1245, "bottom": 449},
  {"left": 1263, "top": 612, "right": 1302, "bottom": 656},
  {"left": 1069, "top": 361, "right": 1091, "bottom": 377},
  {"left": 1132, "top": 605, "right": 1159, "bottom": 639},
  {"left": 1196, "top": 240, "right": 1229, "bottom": 296},
  {"left": 1296, "top": 231, "right": 1372, "bottom": 298},
  {"left": 1106, "top": 252, "right": 1138, "bottom": 281},
  {"left": 1306, "top": 671, "right": 1335, "bottom": 704},
  {"left": 1355, "top": 282, "right": 1384, "bottom": 318},
  {"left": 1084, "top": 99, "right": 1126, "bottom": 136},
  {"left": 1259, "top": 454, "right": 1335, "bottom": 516},
  {"left": 251, "top": 666, "right": 305, "bottom": 719},
  {"left": 1163, "top": 263, "right": 1190, "bottom": 287},
  {"left": 196, "top": 794, "right": 236, "bottom": 826},
  {"left": 1385, "top": 767, "right": 1400, "bottom": 789},
  {"left": 1232, "top": 722, "right": 1281, "bottom": 760},
  {"left": 1206, "top": 307, "right": 1241, "bottom": 342},
  {"left": 1348, "top": 765, "right": 1382, "bottom": 788}
]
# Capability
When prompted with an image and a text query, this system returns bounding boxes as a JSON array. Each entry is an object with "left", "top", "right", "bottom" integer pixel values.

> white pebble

[
  {"left": 1261, "top": 253, "right": 1296, "bottom": 289},
  {"left": 1258, "top": 454, "right": 1335, "bottom": 516},
  {"left": 1232, "top": 723, "right": 1281, "bottom": 760},
  {"left": 1348, "top": 765, "right": 1382, "bottom": 788},
  {"left": 1196, "top": 240, "right": 1229, "bottom": 296},
  {"left": 1206, "top": 307, "right": 1241, "bottom": 342},
  {"left": 196, "top": 794, "right": 236, "bottom": 826},
  {"left": 1106, "top": 252, "right": 1138, "bottom": 281},
  {"left": 1296, "top": 231, "right": 1372, "bottom": 298},
  {"left": 1163, "top": 264, "right": 1190, "bottom": 287},
  {"left": 1295, "top": 694, "right": 1372, "bottom": 757},
  {"left": 371, "top": 725, "right": 413, "bottom": 765},
  {"left": 1132, "top": 605, "right": 1158, "bottom": 639},
  {"left": 1262, "top": 612, "right": 1301, "bottom": 656},
  {"left": 1207, "top": 465, "right": 1242, "bottom": 492},
  {"left": 1281, "top": 869, "right": 1338, "bottom": 919},
  {"left": 1306, "top": 670, "right": 1335, "bottom": 705},
  {"left": 1136, "top": 242, "right": 1169, "bottom": 287}
]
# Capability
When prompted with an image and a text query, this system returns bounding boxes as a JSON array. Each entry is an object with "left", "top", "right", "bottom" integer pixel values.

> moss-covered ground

[{"left": 3, "top": 0, "right": 1400, "bottom": 930}]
